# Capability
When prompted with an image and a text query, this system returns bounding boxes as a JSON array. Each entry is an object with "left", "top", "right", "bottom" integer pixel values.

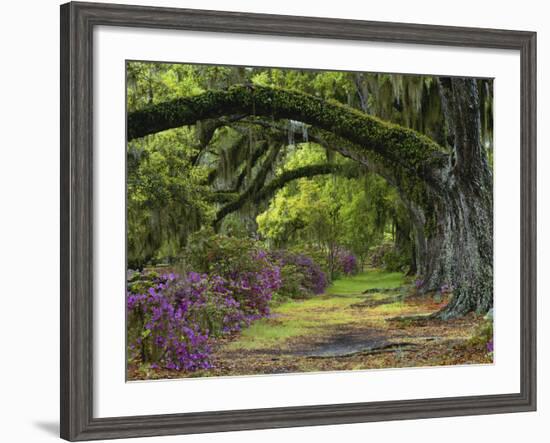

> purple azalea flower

[{"left": 126, "top": 250, "right": 283, "bottom": 372}]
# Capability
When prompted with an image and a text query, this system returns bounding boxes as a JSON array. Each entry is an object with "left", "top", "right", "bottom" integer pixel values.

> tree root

[
  {"left": 362, "top": 287, "right": 403, "bottom": 294},
  {"left": 305, "top": 342, "right": 419, "bottom": 359},
  {"left": 387, "top": 313, "right": 436, "bottom": 325},
  {"left": 350, "top": 296, "right": 402, "bottom": 309}
]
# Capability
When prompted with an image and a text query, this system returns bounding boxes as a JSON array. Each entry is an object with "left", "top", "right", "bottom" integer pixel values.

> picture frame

[{"left": 60, "top": 1, "right": 537, "bottom": 441}]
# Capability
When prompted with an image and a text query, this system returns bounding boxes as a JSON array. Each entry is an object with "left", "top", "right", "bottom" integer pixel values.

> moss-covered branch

[
  {"left": 213, "top": 143, "right": 281, "bottom": 224},
  {"left": 204, "top": 115, "right": 433, "bottom": 218},
  {"left": 214, "top": 162, "right": 361, "bottom": 225},
  {"left": 128, "top": 85, "right": 450, "bottom": 183},
  {"left": 207, "top": 139, "right": 270, "bottom": 187}
]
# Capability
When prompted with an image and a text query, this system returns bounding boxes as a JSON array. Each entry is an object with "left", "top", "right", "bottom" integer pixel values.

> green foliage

[
  {"left": 274, "top": 263, "right": 308, "bottom": 302},
  {"left": 289, "top": 244, "right": 330, "bottom": 274},
  {"left": 257, "top": 145, "right": 405, "bottom": 277},
  {"left": 381, "top": 249, "right": 410, "bottom": 273},
  {"left": 269, "top": 250, "right": 328, "bottom": 300},
  {"left": 327, "top": 270, "right": 404, "bottom": 295},
  {"left": 126, "top": 63, "right": 262, "bottom": 267},
  {"left": 184, "top": 228, "right": 259, "bottom": 276},
  {"left": 468, "top": 318, "right": 494, "bottom": 348},
  {"left": 126, "top": 270, "right": 159, "bottom": 295},
  {"left": 218, "top": 212, "right": 256, "bottom": 238},
  {"left": 127, "top": 130, "right": 213, "bottom": 268}
]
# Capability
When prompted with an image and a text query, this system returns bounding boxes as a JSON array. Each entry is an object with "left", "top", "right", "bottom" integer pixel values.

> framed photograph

[{"left": 60, "top": 1, "right": 536, "bottom": 440}]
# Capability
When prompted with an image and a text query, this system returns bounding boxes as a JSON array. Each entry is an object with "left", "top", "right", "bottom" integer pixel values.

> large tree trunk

[{"left": 413, "top": 78, "right": 493, "bottom": 318}]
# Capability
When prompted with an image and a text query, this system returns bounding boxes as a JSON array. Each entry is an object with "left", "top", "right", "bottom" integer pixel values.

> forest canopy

[{"left": 127, "top": 62, "right": 492, "bottom": 278}]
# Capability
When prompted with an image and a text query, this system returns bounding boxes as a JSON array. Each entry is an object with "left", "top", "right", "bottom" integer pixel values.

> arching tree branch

[
  {"left": 203, "top": 115, "right": 431, "bottom": 225},
  {"left": 214, "top": 162, "right": 361, "bottom": 225},
  {"left": 128, "top": 85, "right": 450, "bottom": 186},
  {"left": 192, "top": 114, "right": 247, "bottom": 165},
  {"left": 213, "top": 143, "right": 281, "bottom": 225},
  {"left": 210, "top": 116, "right": 403, "bottom": 195}
]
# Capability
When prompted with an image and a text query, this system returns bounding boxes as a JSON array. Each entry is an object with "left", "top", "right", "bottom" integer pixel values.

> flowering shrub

[
  {"left": 367, "top": 242, "right": 409, "bottom": 272},
  {"left": 127, "top": 272, "right": 214, "bottom": 371},
  {"left": 221, "top": 250, "right": 282, "bottom": 318},
  {"left": 269, "top": 250, "right": 328, "bottom": 298},
  {"left": 127, "top": 249, "right": 282, "bottom": 372},
  {"left": 366, "top": 242, "right": 394, "bottom": 268},
  {"left": 289, "top": 245, "right": 357, "bottom": 281},
  {"left": 290, "top": 245, "right": 329, "bottom": 274},
  {"left": 185, "top": 231, "right": 282, "bottom": 317},
  {"left": 335, "top": 249, "right": 358, "bottom": 275},
  {"left": 186, "top": 230, "right": 260, "bottom": 276}
]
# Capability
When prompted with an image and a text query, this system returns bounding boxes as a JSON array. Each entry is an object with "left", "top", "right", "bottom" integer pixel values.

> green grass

[
  {"left": 226, "top": 298, "right": 362, "bottom": 350},
  {"left": 225, "top": 320, "right": 308, "bottom": 350},
  {"left": 276, "top": 294, "right": 362, "bottom": 313},
  {"left": 225, "top": 270, "right": 406, "bottom": 351},
  {"left": 371, "top": 301, "right": 407, "bottom": 313},
  {"left": 327, "top": 270, "right": 405, "bottom": 295}
]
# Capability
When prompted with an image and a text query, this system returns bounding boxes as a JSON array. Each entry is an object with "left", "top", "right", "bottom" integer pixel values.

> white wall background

[{"left": 0, "top": 1, "right": 546, "bottom": 442}]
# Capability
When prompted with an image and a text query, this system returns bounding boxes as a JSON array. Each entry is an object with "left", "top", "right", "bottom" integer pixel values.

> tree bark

[
  {"left": 416, "top": 78, "right": 493, "bottom": 318},
  {"left": 213, "top": 162, "right": 360, "bottom": 224}
]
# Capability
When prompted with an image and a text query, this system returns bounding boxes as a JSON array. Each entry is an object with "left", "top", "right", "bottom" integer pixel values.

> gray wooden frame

[{"left": 60, "top": 1, "right": 537, "bottom": 441}]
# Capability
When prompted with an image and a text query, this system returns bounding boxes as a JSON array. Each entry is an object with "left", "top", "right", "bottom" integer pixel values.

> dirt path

[
  {"left": 132, "top": 271, "right": 492, "bottom": 380},
  {"left": 200, "top": 271, "right": 492, "bottom": 377}
]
